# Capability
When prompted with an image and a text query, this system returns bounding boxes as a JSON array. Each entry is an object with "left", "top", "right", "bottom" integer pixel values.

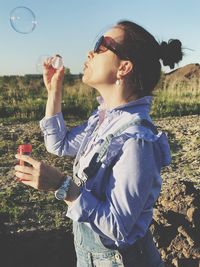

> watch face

[{"left": 55, "top": 188, "right": 66, "bottom": 200}]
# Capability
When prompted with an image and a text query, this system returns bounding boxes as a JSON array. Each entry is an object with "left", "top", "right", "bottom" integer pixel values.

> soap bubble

[
  {"left": 10, "top": 6, "right": 37, "bottom": 34},
  {"left": 36, "top": 55, "right": 64, "bottom": 74}
]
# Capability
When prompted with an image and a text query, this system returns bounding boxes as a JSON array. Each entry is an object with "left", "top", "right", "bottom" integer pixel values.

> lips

[{"left": 83, "top": 62, "right": 88, "bottom": 72}]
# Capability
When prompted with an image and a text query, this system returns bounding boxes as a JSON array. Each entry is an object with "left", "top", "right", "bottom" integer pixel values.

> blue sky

[{"left": 0, "top": 0, "right": 199, "bottom": 75}]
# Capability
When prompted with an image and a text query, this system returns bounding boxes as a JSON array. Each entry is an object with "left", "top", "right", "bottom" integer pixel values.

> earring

[{"left": 115, "top": 79, "right": 120, "bottom": 86}]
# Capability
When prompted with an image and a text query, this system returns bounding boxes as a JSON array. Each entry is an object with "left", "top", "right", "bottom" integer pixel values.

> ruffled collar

[
  {"left": 96, "top": 95, "right": 153, "bottom": 125},
  {"left": 97, "top": 95, "right": 152, "bottom": 112}
]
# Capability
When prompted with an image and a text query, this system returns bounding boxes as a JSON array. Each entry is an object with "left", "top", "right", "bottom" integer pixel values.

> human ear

[{"left": 117, "top": 60, "right": 133, "bottom": 78}]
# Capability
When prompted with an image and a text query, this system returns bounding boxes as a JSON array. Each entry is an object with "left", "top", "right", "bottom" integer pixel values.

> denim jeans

[{"left": 73, "top": 222, "right": 164, "bottom": 267}]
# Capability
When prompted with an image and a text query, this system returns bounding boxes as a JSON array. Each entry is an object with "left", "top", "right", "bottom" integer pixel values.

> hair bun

[{"left": 159, "top": 39, "right": 183, "bottom": 69}]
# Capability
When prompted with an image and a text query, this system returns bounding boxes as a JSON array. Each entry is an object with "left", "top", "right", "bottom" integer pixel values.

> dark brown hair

[{"left": 116, "top": 20, "right": 183, "bottom": 97}]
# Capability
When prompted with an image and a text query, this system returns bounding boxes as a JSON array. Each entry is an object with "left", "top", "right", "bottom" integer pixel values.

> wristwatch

[{"left": 55, "top": 176, "right": 72, "bottom": 201}]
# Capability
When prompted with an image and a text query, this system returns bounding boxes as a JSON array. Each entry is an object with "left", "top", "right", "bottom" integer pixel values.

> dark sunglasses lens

[{"left": 94, "top": 36, "right": 104, "bottom": 53}]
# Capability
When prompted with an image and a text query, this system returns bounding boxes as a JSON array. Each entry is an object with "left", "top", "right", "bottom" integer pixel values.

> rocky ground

[{"left": 0, "top": 115, "right": 199, "bottom": 267}]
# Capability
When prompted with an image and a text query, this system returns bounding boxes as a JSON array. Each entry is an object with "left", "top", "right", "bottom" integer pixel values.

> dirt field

[{"left": 0, "top": 115, "right": 199, "bottom": 267}]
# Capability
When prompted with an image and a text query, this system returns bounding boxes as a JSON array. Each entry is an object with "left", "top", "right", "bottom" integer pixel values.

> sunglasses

[{"left": 94, "top": 36, "right": 129, "bottom": 60}]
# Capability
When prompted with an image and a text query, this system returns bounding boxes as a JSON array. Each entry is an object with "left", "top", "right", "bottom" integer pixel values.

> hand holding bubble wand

[
  {"left": 42, "top": 55, "right": 65, "bottom": 95},
  {"left": 37, "top": 54, "right": 64, "bottom": 73}
]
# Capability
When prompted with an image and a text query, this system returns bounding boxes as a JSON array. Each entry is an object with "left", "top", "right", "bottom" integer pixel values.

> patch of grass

[
  {"left": 151, "top": 78, "right": 200, "bottom": 118},
  {"left": 1, "top": 75, "right": 200, "bottom": 122}
]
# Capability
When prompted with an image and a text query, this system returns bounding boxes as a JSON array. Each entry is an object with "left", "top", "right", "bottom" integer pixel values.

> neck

[{"left": 97, "top": 84, "right": 138, "bottom": 109}]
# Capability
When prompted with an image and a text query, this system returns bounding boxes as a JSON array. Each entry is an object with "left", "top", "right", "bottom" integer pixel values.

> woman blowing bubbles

[{"left": 15, "top": 20, "right": 183, "bottom": 266}]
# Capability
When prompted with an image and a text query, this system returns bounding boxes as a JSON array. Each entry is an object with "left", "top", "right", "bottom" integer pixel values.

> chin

[
  {"left": 82, "top": 74, "right": 87, "bottom": 84},
  {"left": 82, "top": 74, "right": 91, "bottom": 86}
]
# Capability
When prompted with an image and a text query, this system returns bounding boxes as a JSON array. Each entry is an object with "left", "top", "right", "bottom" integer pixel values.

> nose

[{"left": 87, "top": 50, "right": 94, "bottom": 59}]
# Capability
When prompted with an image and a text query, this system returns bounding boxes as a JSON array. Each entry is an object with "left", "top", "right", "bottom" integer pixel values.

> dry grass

[{"left": 0, "top": 74, "right": 199, "bottom": 122}]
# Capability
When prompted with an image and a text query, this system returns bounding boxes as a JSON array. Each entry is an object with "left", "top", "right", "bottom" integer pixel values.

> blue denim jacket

[{"left": 40, "top": 96, "right": 171, "bottom": 249}]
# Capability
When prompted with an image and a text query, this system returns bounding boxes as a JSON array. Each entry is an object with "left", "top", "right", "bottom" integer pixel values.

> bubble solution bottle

[{"left": 17, "top": 143, "right": 32, "bottom": 166}]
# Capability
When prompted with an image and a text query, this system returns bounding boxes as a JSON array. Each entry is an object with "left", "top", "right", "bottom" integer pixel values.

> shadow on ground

[{"left": 0, "top": 229, "right": 76, "bottom": 267}]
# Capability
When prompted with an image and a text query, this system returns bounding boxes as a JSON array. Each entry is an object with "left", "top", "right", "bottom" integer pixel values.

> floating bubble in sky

[
  {"left": 10, "top": 6, "right": 37, "bottom": 34},
  {"left": 36, "top": 55, "right": 64, "bottom": 74}
]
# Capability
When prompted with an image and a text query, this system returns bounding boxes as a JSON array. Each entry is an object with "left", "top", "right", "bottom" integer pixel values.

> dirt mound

[
  {"left": 165, "top": 63, "right": 200, "bottom": 82},
  {"left": 151, "top": 179, "right": 200, "bottom": 267}
]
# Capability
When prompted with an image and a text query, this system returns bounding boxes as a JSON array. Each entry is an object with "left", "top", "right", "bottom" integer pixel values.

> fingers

[
  {"left": 43, "top": 56, "right": 64, "bottom": 70},
  {"left": 42, "top": 60, "right": 64, "bottom": 84},
  {"left": 43, "top": 56, "right": 53, "bottom": 67},
  {"left": 15, "top": 170, "right": 32, "bottom": 182},
  {"left": 14, "top": 163, "right": 34, "bottom": 174},
  {"left": 56, "top": 66, "right": 65, "bottom": 78},
  {"left": 14, "top": 155, "right": 47, "bottom": 190},
  {"left": 14, "top": 162, "right": 34, "bottom": 183},
  {"left": 17, "top": 177, "right": 37, "bottom": 189},
  {"left": 43, "top": 58, "right": 54, "bottom": 77},
  {"left": 15, "top": 154, "right": 39, "bottom": 168},
  {"left": 14, "top": 163, "right": 38, "bottom": 188}
]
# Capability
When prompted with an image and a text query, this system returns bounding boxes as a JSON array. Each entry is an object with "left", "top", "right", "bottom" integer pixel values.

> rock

[
  {"left": 172, "top": 257, "right": 178, "bottom": 267},
  {"left": 177, "top": 226, "right": 195, "bottom": 247}
]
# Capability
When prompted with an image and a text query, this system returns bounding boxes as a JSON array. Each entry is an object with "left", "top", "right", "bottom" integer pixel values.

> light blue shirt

[{"left": 40, "top": 96, "right": 171, "bottom": 249}]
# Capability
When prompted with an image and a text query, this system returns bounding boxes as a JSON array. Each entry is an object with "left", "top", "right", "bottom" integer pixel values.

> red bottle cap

[{"left": 17, "top": 144, "right": 32, "bottom": 154}]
